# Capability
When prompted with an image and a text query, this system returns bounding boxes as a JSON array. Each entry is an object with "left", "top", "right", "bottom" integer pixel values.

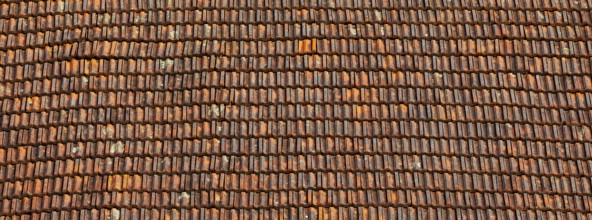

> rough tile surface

[{"left": 1, "top": 0, "right": 592, "bottom": 219}]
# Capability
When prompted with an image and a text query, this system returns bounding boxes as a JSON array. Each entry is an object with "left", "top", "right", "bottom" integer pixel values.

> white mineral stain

[
  {"left": 134, "top": 15, "right": 147, "bottom": 23},
  {"left": 204, "top": 24, "right": 212, "bottom": 35},
  {"left": 169, "top": 30, "right": 177, "bottom": 39},
  {"left": 538, "top": 12, "right": 545, "bottom": 20},
  {"left": 210, "top": 105, "right": 221, "bottom": 117},
  {"left": 103, "top": 127, "right": 114, "bottom": 135},
  {"left": 103, "top": 14, "right": 111, "bottom": 23},
  {"left": 57, "top": 1, "right": 65, "bottom": 10},
  {"left": 375, "top": 11, "right": 382, "bottom": 20},
  {"left": 111, "top": 141, "right": 125, "bottom": 153},
  {"left": 160, "top": 59, "right": 174, "bottom": 68},
  {"left": 179, "top": 192, "right": 191, "bottom": 201},
  {"left": 110, "top": 209, "right": 120, "bottom": 220}
]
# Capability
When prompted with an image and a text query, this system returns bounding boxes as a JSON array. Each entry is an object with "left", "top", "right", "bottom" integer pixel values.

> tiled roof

[{"left": 1, "top": 0, "right": 591, "bottom": 218}]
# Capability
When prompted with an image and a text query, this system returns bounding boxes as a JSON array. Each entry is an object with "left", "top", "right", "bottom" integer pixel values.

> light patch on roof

[
  {"left": 57, "top": 1, "right": 66, "bottom": 10},
  {"left": 111, "top": 141, "right": 125, "bottom": 154},
  {"left": 210, "top": 105, "right": 221, "bottom": 117},
  {"left": 110, "top": 209, "right": 120, "bottom": 220},
  {"left": 375, "top": 11, "right": 382, "bottom": 20},
  {"left": 160, "top": 59, "right": 174, "bottom": 68},
  {"left": 169, "top": 30, "right": 177, "bottom": 39}
]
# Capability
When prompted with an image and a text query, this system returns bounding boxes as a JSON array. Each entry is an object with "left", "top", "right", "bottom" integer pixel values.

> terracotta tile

[{"left": 1, "top": 0, "right": 592, "bottom": 219}]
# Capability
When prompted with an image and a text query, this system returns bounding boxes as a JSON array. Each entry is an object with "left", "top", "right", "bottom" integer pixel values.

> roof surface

[{"left": 1, "top": 0, "right": 592, "bottom": 219}]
